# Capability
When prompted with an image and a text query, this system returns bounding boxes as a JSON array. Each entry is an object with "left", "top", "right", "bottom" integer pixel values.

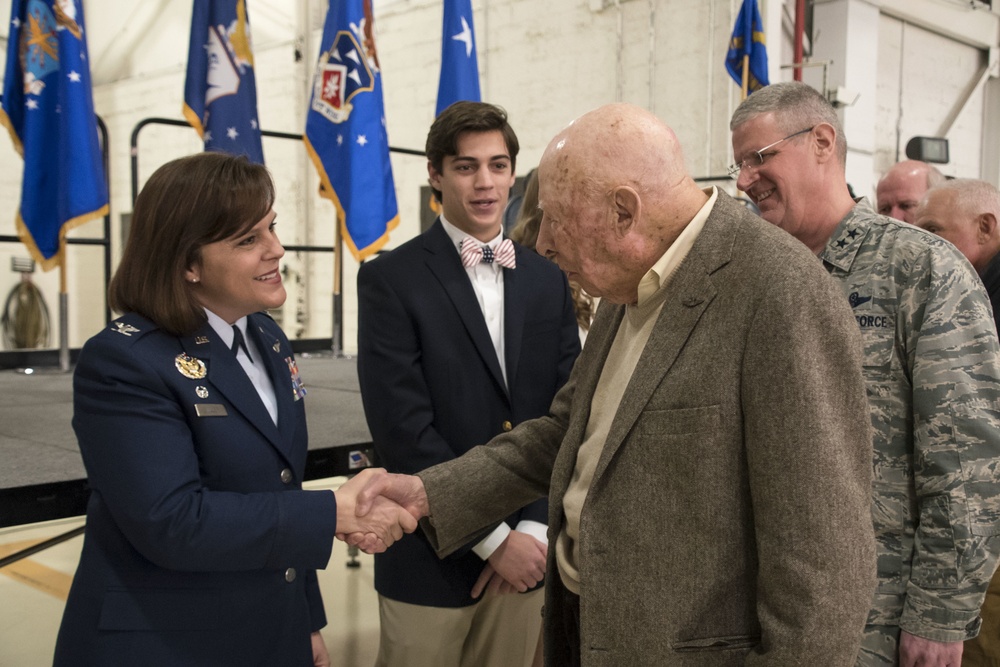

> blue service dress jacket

[
  {"left": 357, "top": 220, "right": 581, "bottom": 607},
  {"left": 53, "top": 311, "right": 338, "bottom": 667}
]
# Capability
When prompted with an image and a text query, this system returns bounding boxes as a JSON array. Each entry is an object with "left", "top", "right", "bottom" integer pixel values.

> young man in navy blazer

[{"left": 357, "top": 101, "right": 580, "bottom": 667}]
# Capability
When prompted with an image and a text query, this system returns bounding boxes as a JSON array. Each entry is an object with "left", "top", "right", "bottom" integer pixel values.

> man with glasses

[{"left": 730, "top": 81, "right": 1000, "bottom": 667}]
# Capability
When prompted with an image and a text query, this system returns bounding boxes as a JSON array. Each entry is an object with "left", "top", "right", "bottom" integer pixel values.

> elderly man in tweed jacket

[{"left": 351, "top": 102, "right": 878, "bottom": 666}]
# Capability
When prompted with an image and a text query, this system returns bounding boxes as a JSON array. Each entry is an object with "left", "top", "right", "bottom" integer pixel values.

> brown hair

[
  {"left": 425, "top": 101, "right": 519, "bottom": 202},
  {"left": 509, "top": 170, "right": 594, "bottom": 332},
  {"left": 509, "top": 169, "right": 541, "bottom": 249},
  {"left": 109, "top": 152, "right": 275, "bottom": 336}
]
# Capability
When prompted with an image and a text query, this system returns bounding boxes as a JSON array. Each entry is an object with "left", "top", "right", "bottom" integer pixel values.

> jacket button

[
  {"left": 502, "top": 420, "right": 513, "bottom": 432},
  {"left": 285, "top": 568, "right": 297, "bottom": 583},
  {"left": 280, "top": 468, "right": 293, "bottom": 484}
]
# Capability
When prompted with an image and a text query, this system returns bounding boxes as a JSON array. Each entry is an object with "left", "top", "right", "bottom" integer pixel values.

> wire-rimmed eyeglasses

[{"left": 727, "top": 127, "right": 814, "bottom": 179}]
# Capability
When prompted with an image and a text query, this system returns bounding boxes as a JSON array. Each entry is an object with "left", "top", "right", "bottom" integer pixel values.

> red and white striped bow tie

[{"left": 460, "top": 237, "right": 516, "bottom": 269}]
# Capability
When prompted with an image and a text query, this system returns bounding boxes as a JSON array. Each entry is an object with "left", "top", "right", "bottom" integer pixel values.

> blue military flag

[
  {"left": 304, "top": 0, "right": 399, "bottom": 261},
  {"left": 435, "top": 0, "right": 481, "bottom": 116},
  {"left": 0, "top": 0, "right": 109, "bottom": 270},
  {"left": 183, "top": 0, "right": 264, "bottom": 163},
  {"left": 725, "top": 0, "right": 769, "bottom": 97}
]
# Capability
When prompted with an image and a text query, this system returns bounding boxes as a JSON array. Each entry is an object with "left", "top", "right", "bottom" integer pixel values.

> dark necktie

[{"left": 231, "top": 325, "right": 253, "bottom": 364}]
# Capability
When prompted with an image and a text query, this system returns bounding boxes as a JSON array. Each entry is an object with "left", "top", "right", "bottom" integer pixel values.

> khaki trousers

[{"left": 375, "top": 589, "right": 544, "bottom": 667}]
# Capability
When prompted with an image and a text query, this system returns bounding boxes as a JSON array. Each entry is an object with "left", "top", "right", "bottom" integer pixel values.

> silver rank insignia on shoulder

[
  {"left": 175, "top": 353, "right": 207, "bottom": 380},
  {"left": 195, "top": 336, "right": 210, "bottom": 345},
  {"left": 272, "top": 342, "right": 281, "bottom": 353},
  {"left": 112, "top": 322, "right": 140, "bottom": 336},
  {"left": 195, "top": 386, "right": 209, "bottom": 398}
]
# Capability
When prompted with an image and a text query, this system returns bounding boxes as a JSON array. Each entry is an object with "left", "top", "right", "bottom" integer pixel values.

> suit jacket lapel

[
  {"left": 587, "top": 193, "right": 739, "bottom": 486},
  {"left": 180, "top": 322, "right": 287, "bottom": 456},
  {"left": 246, "top": 314, "right": 297, "bottom": 457},
  {"left": 589, "top": 264, "right": 716, "bottom": 485},
  {"left": 501, "top": 244, "right": 527, "bottom": 392},
  {"left": 423, "top": 221, "right": 508, "bottom": 397}
]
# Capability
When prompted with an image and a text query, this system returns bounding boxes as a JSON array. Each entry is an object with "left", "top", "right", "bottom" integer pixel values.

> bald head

[
  {"left": 535, "top": 103, "right": 708, "bottom": 304},
  {"left": 541, "top": 103, "right": 691, "bottom": 199},
  {"left": 914, "top": 178, "right": 1000, "bottom": 274},
  {"left": 876, "top": 160, "right": 945, "bottom": 224}
]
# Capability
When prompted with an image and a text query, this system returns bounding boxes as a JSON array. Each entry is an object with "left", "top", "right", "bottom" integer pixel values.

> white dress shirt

[
  {"left": 437, "top": 217, "right": 548, "bottom": 556},
  {"left": 205, "top": 309, "right": 279, "bottom": 426},
  {"left": 440, "top": 216, "right": 508, "bottom": 387}
]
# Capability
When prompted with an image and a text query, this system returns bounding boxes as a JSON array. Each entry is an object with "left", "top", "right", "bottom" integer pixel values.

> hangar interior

[{"left": 1, "top": 0, "right": 999, "bottom": 664}]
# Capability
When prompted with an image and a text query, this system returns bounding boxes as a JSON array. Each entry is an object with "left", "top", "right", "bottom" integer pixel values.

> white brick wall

[{"left": 0, "top": 0, "right": 997, "bottom": 353}]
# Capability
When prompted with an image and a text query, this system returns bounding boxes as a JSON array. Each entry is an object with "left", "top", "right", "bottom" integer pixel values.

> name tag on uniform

[{"left": 195, "top": 404, "right": 228, "bottom": 417}]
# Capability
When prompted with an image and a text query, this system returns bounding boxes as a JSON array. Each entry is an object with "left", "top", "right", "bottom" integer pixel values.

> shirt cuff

[
  {"left": 515, "top": 520, "right": 548, "bottom": 546},
  {"left": 900, "top": 589, "right": 983, "bottom": 643},
  {"left": 472, "top": 523, "right": 511, "bottom": 560}
]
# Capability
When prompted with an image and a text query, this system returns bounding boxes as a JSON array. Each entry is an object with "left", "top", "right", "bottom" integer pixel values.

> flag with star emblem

[
  {"left": 725, "top": 0, "right": 769, "bottom": 97},
  {"left": 0, "top": 0, "right": 109, "bottom": 270},
  {"left": 183, "top": 0, "right": 264, "bottom": 163},
  {"left": 435, "top": 0, "right": 480, "bottom": 116},
  {"left": 304, "top": 0, "right": 399, "bottom": 261}
]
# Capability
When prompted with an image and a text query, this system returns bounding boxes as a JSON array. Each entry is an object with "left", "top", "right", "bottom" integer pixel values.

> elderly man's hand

[
  {"left": 334, "top": 469, "right": 418, "bottom": 553},
  {"left": 353, "top": 468, "right": 430, "bottom": 522}
]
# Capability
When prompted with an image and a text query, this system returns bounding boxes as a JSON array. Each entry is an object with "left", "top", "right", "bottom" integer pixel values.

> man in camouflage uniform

[{"left": 730, "top": 81, "right": 1000, "bottom": 667}]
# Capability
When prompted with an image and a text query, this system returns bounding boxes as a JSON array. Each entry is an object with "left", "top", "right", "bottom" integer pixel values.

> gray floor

[{"left": 0, "top": 352, "right": 372, "bottom": 490}]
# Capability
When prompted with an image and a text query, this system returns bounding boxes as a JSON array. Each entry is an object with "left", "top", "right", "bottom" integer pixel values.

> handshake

[
  {"left": 332, "top": 468, "right": 548, "bottom": 597},
  {"left": 333, "top": 468, "right": 430, "bottom": 554}
]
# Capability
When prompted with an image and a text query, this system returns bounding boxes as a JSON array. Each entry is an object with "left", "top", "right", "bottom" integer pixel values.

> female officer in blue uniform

[{"left": 53, "top": 153, "right": 414, "bottom": 666}]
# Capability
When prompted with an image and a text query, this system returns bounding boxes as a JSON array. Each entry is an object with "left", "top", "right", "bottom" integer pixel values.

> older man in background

[
  {"left": 914, "top": 178, "right": 1000, "bottom": 320},
  {"left": 913, "top": 178, "right": 1000, "bottom": 667},
  {"left": 876, "top": 159, "right": 945, "bottom": 223},
  {"left": 730, "top": 81, "right": 1000, "bottom": 667}
]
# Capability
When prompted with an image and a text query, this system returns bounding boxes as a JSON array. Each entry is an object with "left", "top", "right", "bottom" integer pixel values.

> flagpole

[
  {"left": 741, "top": 54, "right": 750, "bottom": 100},
  {"left": 58, "top": 255, "right": 69, "bottom": 372},
  {"left": 332, "top": 221, "right": 343, "bottom": 358}
]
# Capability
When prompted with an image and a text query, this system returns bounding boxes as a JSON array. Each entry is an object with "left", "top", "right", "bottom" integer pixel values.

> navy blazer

[
  {"left": 54, "top": 312, "right": 338, "bottom": 667},
  {"left": 357, "top": 221, "right": 580, "bottom": 607}
]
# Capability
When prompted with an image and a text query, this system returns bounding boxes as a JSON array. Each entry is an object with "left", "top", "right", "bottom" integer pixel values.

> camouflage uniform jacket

[{"left": 820, "top": 197, "right": 1000, "bottom": 642}]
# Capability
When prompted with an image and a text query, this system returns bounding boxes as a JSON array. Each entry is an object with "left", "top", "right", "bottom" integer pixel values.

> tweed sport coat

[{"left": 419, "top": 191, "right": 878, "bottom": 666}]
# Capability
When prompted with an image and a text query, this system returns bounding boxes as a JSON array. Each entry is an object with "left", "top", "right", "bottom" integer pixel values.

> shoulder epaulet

[{"left": 98, "top": 312, "right": 158, "bottom": 345}]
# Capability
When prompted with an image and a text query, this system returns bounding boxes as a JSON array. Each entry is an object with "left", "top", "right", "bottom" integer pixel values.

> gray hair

[
  {"left": 730, "top": 81, "right": 847, "bottom": 166},
  {"left": 929, "top": 178, "right": 1000, "bottom": 219}
]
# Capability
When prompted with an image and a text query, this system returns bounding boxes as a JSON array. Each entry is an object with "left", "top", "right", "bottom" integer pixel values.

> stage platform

[{"left": 0, "top": 352, "right": 372, "bottom": 491}]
